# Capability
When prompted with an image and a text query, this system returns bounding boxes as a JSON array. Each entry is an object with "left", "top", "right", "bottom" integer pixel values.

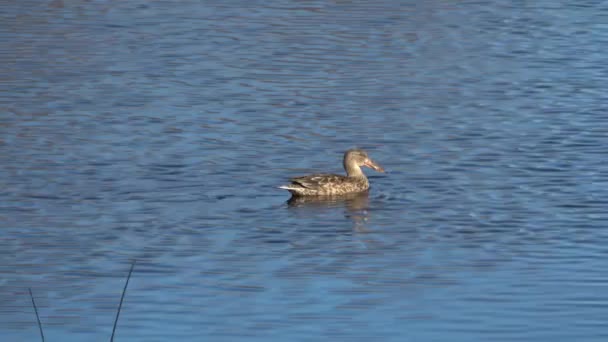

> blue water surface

[{"left": 2, "top": 0, "right": 608, "bottom": 341}]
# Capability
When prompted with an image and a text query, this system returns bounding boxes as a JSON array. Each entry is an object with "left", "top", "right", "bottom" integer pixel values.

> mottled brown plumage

[
  {"left": 279, "top": 149, "right": 384, "bottom": 196},
  {"left": 287, "top": 190, "right": 370, "bottom": 208}
]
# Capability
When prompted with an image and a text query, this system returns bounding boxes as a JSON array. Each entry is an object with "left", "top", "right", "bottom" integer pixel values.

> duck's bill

[{"left": 364, "top": 159, "right": 385, "bottom": 172}]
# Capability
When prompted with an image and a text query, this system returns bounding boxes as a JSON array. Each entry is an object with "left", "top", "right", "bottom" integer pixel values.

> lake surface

[{"left": 2, "top": 0, "right": 608, "bottom": 341}]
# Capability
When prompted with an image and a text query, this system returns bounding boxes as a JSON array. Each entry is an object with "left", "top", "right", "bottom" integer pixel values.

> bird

[{"left": 279, "top": 148, "right": 384, "bottom": 196}]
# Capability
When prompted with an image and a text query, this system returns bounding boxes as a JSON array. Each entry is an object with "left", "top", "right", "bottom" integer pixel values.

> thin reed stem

[
  {"left": 110, "top": 260, "right": 136, "bottom": 342},
  {"left": 28, "top": 288, "right": 45, "bottom": 342}
]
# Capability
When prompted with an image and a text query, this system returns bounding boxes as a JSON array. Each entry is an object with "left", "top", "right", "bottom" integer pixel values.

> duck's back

[{"left": 280, "top": 173, "right": 369, "bottom": 196}]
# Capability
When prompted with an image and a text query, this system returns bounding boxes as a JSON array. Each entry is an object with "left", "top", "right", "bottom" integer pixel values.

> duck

[{"left": 279, "top": 149, "right": 384, "bottom": 196}]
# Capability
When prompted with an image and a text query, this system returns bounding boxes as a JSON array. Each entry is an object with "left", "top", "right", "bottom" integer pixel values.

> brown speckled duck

[{"left": 279, "top": 149, "right": 384, "bottom": 196}]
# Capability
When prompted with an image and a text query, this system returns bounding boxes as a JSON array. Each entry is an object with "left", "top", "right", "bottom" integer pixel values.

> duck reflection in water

[{"left": 287, "top": 191, "right": 371, "bottom": 232}]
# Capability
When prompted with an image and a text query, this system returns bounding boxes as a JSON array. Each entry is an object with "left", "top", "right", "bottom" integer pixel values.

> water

[{"left": 2, "top": 0, "right": 608, "bottom": 341}]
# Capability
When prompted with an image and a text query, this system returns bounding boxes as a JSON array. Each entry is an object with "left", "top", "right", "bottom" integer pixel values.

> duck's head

[{"left": 344, "top": 149, "right": 384, "bottom": 173}]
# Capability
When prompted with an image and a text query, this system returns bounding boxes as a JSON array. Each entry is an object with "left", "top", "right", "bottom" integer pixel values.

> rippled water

[{"left": 2, "top": 0, "right": 608, "bottom": 341}]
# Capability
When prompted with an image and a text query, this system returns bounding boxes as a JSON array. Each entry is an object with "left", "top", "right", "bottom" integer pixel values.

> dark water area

[{"left": 2, "top": 0, "right": 608, "bottom": 341}]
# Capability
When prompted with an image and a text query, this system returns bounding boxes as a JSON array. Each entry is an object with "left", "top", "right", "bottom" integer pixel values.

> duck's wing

[{"left": 289, "top": 173, "right": 348, "bottom": 190}]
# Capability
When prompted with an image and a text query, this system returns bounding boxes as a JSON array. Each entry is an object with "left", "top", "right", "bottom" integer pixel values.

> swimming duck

[{"left": 279, "top": 149, "right": 384, "bottom": 196}]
